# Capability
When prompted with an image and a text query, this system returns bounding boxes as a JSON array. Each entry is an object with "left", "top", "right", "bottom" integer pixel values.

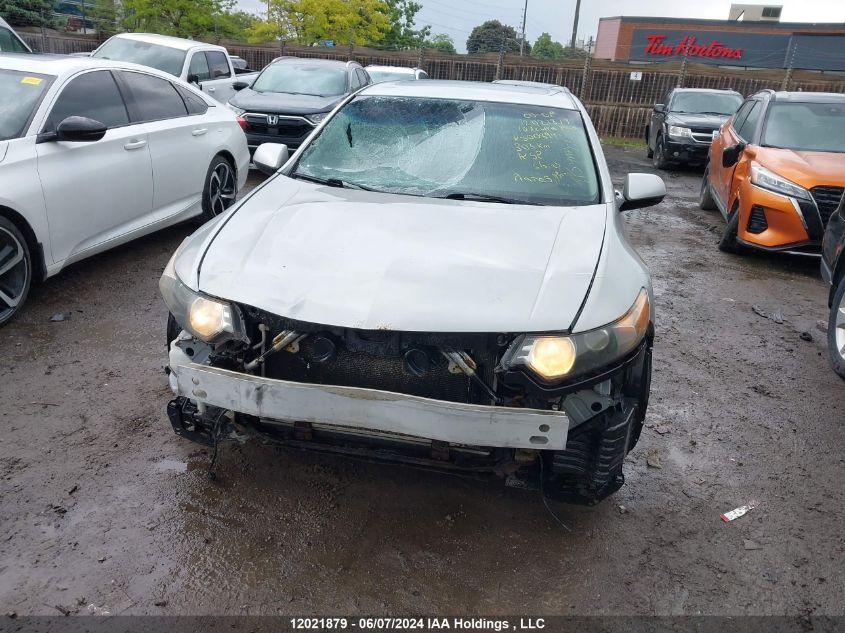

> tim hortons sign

[{"left": 644, "top": 34, "right": 743, "bottom": 59}]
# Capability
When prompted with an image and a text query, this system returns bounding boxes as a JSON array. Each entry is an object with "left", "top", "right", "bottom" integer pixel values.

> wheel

[
  {"left": 718, "top": 206, "right": 747, "bottom": 254},
  {"left": 699, "top": 167, "right": 716, "bottom": 210},
  {"left": 645, "top": 127, "right": 653, "bottom": 158},
  {"left": 652, "top": 136, "right": 670, "bottom": 170},
  {"left": 828, "top": 276, "right": 845, "bottom": 379},
  {"left": 0, "top": 216, "right": 32, "bottom": 328},
  {"left": 201, "top": 156, "right": 237, "bottom": 221},
  {"left": 166, "top": 312, "right": 181, "bottom": 350}
]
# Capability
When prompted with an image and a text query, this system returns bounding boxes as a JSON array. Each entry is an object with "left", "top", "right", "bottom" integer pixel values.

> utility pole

[
  {"left": 519, "top": 0, "right": 528, "bottom": 56},
  {"left": 580, "top": 35, "right": 592, "bottom": 100},
  {"left": 781, "top": 38, "right": 797, "bottom": 90},
  {"left": 570, "top": 0, "right": 582, "bottom": 50}
]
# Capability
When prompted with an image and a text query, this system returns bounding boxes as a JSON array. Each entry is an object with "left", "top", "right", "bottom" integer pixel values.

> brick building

[{"left": 594, "top": 16, "right": 845, "bottom": 71}]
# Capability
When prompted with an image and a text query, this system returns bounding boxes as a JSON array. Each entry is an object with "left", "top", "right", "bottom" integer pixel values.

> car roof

[
  {"left": 366, "top": 65, "right": 418, "bottom": 72},
  {"left": 672, "top": 88, "right": 742, "bottom": 95},
  {"left": 0, "top": 52, "right": 190, "bottom": 78},
  {"left": 107, "top": 32, "right": 218, "bottom": 52},
  {"left": 274, "top": 56, "right": 358, "bottom": 69},
  {"left": 360, "top": 80, "right": 579, "bottom": 109},
  {"left": 768, "top": 91, "right": 845, "bottom": 104}
]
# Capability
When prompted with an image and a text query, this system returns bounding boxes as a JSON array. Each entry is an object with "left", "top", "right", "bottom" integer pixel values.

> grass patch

[{"left": 600, "top": 136, "right": 647, "bottom": 149}]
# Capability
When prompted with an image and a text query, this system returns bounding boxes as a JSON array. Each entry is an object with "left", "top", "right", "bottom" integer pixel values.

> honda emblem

[{"left": 267, "top": 115, "right": 278, "bottom": 126}]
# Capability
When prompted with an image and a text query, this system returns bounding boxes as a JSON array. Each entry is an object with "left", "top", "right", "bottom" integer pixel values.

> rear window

[
  {"left": 0, "top": 70, "right": 52, "bottom": 139},
  {"left": 763, "top": 102, "right": 845, "bottom": 153},
  {"left": 92, "top": 37, "right": 186, "bottom": 76}
]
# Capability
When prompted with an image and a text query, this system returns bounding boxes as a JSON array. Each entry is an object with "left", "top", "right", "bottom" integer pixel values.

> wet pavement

[{"left": 0, "top": 146, "right": 842, "bottom": 617}]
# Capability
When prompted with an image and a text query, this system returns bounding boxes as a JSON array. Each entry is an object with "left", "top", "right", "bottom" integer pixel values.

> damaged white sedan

[{"left": 161, "top": 80, "right": 665, "bottom": 504}]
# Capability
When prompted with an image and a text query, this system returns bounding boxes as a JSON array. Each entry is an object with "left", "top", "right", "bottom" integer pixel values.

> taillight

[{"left": 237, "top": 116, "right": 248, "bottom": 131}]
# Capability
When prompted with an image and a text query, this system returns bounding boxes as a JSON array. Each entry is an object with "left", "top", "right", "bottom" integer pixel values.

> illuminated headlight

[
  {"left": 667, "top": 125, "right": 692, "bottom": 140},
  {"left": 305, "top": 112, "right": 329, "bottom": 125},
  {"left": 502, "top": 289, "right": 651, "bottom": 382},
  {"left": 159, "top": 248, "right": 245, "bottom": 344},
  {"left": 226, "top": 103, "right": 245, "bottom": 116},
  {"left": 750, "top": 162, "right": 811, "bottom": 200}
]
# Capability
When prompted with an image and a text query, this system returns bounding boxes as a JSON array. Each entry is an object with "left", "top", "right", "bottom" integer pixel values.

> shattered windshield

[{"left": 292, "top": 96, "right": 601, "bottom": 206}]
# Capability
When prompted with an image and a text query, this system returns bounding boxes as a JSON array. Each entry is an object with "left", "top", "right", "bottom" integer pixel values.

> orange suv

[{"left": 700, "top": 91, "right": 845, "bottom": 254}]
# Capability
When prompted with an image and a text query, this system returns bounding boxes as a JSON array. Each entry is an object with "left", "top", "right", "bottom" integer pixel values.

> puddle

[{"left": 154, "top": 458, "right": 188, "bottom": 474}]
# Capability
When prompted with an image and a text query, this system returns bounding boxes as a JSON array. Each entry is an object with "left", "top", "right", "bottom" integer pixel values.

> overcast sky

[{"left": 236, "top": 0, "right": 845, "bottom": 52}]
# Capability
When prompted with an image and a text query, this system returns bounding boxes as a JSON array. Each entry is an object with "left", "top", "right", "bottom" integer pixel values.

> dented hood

[{"left": 197, "top": 178, "right": 607, "bottom": 333}]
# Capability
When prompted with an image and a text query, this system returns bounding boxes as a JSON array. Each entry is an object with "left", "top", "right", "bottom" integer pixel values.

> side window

[
  {"left": 45, "top": 70, "right": 129, "bottom": 132},
  {"left": 348, "top": 69, "right": 361, "bottom": 91},
  {"left": 736, "top": 101, "right": 762, "bottom": 142},
  {"left": 175, "top": 85, "right": 209, "bottom": 115},
  {"left": 188, "top": 52, "right": 211, "bottom": 82},
  {"left": 417, "top": 70, "right": 429, "bottom": 79},
  {"left": 356, "top": 68, "right": 368, "bottom": 86},
  {"left": 118, "top": 71, "right": 188, "bottom": 122},
  {"left": 731, "top": 101, "right": 753, "bottom": 133},
  {"left": 662, "top": 91, "right": 673, "bottom": 109},
  {"left": 206, "top": 51, "right": 231, "bottom": 79},
  {"left": 0, "top": 27, "right": 28, "bottom": 52}
]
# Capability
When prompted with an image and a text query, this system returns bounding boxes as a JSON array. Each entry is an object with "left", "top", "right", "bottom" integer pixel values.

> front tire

[
  {"left": 699, "top": 167, "right": 716, "bottom": 210},
  {"left": 0, "top": 216, "right": 32, "bottom": 328},
  {"left": 652, "top": 136, "right": 670, "bottom": 170},
  {"left": 201, "top": 155, "right": 237, "bottom": 221},
  {"left": 828, "top": 276, "right": 845, "bottom": 379},
  {"left": 718, "top": 207, "right": 747, "bottom": 254},
  {"left": 646, "top": 127, "right": 654, "bottom": 158}
]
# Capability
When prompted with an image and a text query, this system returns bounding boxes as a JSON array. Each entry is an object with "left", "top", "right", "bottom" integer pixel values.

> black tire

[
  {"left": 201, "top": 155, "right": 237, "bottom": 221},
  {"left": 166, "top": 312, "right": 181, "bottom": 350},
  {"left": 645, "top": 127, "right": 654, "bottom": 158},
  {"left": 0, "top": 216, "right": 32, "bottom": 328},
  {"left": 652, "top": 136, "right": 670, "bottom": 170},
  {"left": 828, "top": 276, "right": 845, "bottom": 380},
  {"left": 699, "top": 167, "right": 717, "bottom": 210},
  {"left": 718, "top": 207, "right": 747, "bottom": 254}
]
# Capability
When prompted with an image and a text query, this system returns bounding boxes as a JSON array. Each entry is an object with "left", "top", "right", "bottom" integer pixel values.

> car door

[
  {"left": 649, "top": 90, "right": 672, "bottom": 150},
  {"left": 35, "top": 69, "right": 153, "bottom": 265},
  {"left": 726, "top": 100, "right": 764, "bottom": 208},
  {"left": 712, "top": 100, "right": 752, "bottom": 206},
  {"left": 201, "top": 50, "right": 235, "bottom": 103},
  {"left": 115, "top": 70, "right": 212, "bottom": 220}
]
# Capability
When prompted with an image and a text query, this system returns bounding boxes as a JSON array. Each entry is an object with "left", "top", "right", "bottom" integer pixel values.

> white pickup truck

[{"left": 90, "top": 33, "right": 258, "bottom": 104}]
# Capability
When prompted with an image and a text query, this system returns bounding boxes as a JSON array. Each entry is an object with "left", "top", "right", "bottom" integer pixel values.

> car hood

[
  {"left": 195, "top": 178, "right": 607, "bottom": 333},
  {"left": 758, "top": 148, "right": 845, "bottom": 188},
  {"left": 667, "top": 112, "right": 731, "bottom": 129},
  {"left": 229, "top": 89, "right": 343, "bottom": 115}
]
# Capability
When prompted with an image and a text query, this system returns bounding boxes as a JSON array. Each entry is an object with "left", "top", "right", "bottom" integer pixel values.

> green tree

[
  {"left": 377, "top": 0, "right": 429, "bottom": 49},
  {"left": 250, "top": 0, "right": 390, "bottom": 46},
  {"left": 531, "top": 32, "right": 564, "bottom": 59},
  {"left": 0, "top": 0, "right": 54, "bottom": 27},
  {"left": 89, "top": 0, "right": 120, "bottom": 38},
  {"left": 466, "top": 20, "right": 528, "bottom": 55},
  {"left": 121, "top": 0, "right": 238, "bottom": 39},
  {"left": 426, "top": 32, "right": 455, "bottom": 54}
]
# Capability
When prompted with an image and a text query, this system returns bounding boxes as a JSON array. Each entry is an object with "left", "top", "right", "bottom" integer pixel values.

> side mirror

[
  {"left": 619, "top": 173, "right": 666, "bottom": 212},
  {"left": 56, "top": 116, "right": 107, "bottom": 143},
  {"left": 722, "top": 142, "right": 746, "bottom": 168},
  {"left": 253, "top": 143, "right": 289, "bottom": 176},
  {"left": 232, "top": 81, "right": 249, "bottom": 91},
  {"left": 654, "top": 103, "right": 666, "bottom": 113},
  {"left": 187, "top": 73, "right": 200, "bottom": 86}
]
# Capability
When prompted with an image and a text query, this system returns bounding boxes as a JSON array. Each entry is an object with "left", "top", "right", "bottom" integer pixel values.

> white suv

[
  {"left": 161, "top": 80, "right": 665, "bottom": 504},
  {"left": 0, "top": 54, "right": 249, "bottom": 325}
]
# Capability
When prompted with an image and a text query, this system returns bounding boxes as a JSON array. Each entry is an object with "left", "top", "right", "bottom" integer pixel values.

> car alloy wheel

[
  {"left": 830, "top": 278, "right": 845, "bottom": 378},
  {"left": 0, "top": 222, "right": 30, "bottom": 325},
  {"left": 206, "top": 160, "right": 236, "bottom": 217}
]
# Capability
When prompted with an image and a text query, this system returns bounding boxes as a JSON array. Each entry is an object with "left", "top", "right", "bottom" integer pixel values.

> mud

[{"left": 1, "top": 146, "right": 842, "bottom": 616}]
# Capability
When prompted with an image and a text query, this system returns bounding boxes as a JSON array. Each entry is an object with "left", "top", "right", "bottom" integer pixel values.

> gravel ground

[{"left": 0, "top": 145, "right": 842, "bottom": 617}]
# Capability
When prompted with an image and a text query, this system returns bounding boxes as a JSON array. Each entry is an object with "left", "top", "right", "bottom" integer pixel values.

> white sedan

[{"left": 0, "top": 53, "right": 250, "bottom": 326}]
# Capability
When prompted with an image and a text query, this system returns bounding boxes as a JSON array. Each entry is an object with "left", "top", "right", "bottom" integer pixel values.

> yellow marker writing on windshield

[{"left": 21, "top": 76, "right": 43, "bottom": 86}]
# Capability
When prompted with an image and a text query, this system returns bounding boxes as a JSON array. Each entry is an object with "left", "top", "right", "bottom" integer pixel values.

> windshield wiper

[
  {"left": 291, "top": 172, "right": 375, "bottom": 191},
  {"left": 440, "top": 192, "right": 541, "bottom": 205}
]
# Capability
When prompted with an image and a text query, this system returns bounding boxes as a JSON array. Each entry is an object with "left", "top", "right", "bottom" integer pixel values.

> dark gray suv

[{"left": 227, "top": 57, "right": 370, "bottom": 152}]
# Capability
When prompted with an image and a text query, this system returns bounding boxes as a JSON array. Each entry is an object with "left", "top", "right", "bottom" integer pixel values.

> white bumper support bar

[{"left": 169, "top": 360, "right": 569, "bottom": 450}]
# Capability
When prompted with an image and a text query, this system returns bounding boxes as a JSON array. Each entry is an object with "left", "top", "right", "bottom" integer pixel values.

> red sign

[{"left": 644, "top": 34, "right": 743, "bottom": 60}]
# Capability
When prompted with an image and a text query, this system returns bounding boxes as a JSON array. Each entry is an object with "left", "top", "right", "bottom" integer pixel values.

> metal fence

[{"left": 21, "top": 33, "right": 845, "bottom": 139}]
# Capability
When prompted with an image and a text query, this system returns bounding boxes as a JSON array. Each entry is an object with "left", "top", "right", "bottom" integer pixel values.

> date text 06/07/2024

[{"left": 289, "top": 617, "right": 547, "bottom": 630}]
